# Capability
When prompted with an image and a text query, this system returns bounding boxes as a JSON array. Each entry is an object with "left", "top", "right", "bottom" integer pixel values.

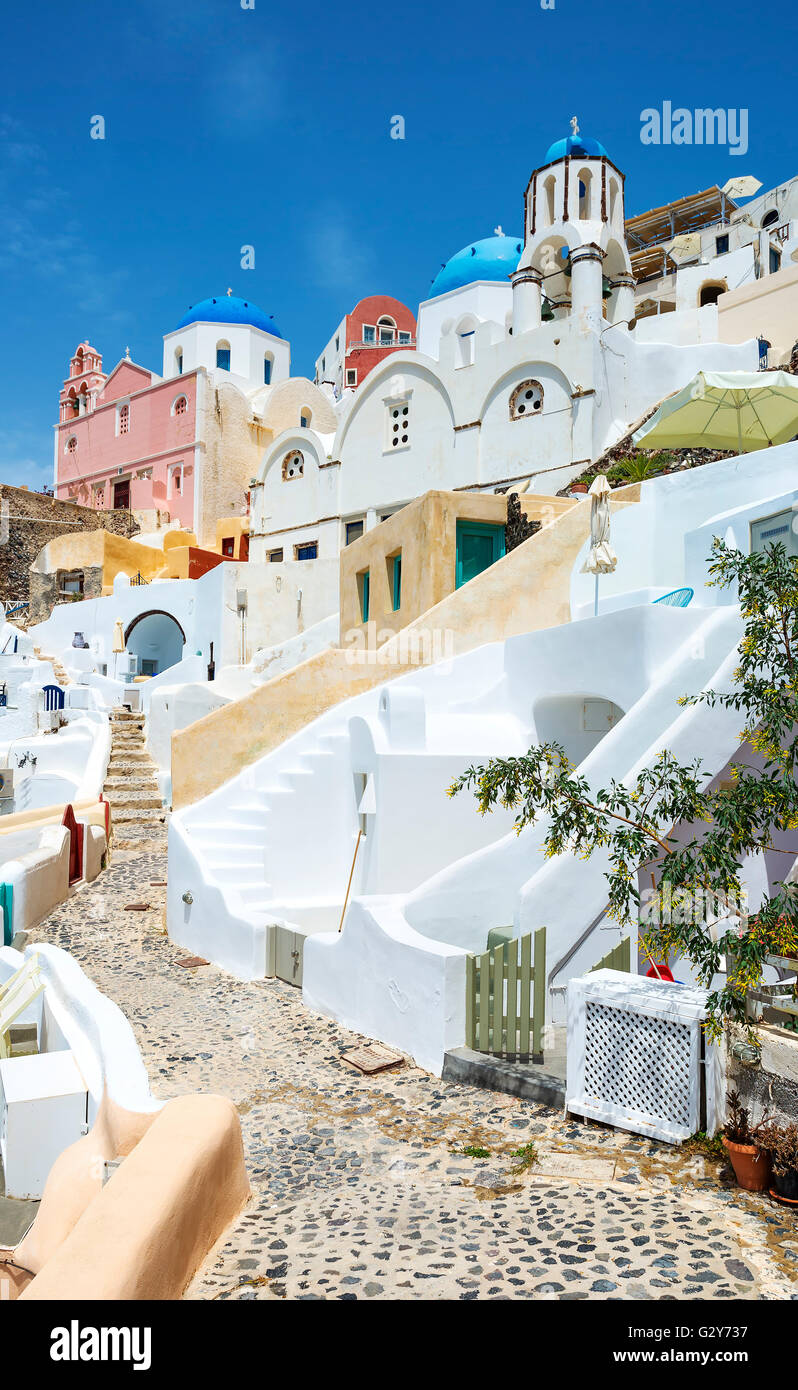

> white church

[{"left": 248, "top": 121, "right": 758, "bottom": 568}]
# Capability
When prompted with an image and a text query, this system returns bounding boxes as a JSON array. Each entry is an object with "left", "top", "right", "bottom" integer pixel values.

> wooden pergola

[{"left": 625, "top": 186, "right": 738, "bottom": 284}]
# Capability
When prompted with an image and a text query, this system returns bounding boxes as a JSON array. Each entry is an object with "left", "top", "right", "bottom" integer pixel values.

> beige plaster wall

[
  {"left": 339, "top": 490, "right": 576, "bottom": 644},
  {"left": 14, "top": 1093, "right": 249, "bottom": 1301},
  {"left": 718, "top": 261, "right": 798, "bottom": 363},
  {"left": 172, "top": 487, "right": 639, "bottom": 808},
  {"left": 259, "top": 378, "right": 338, "bottom": 438},
  {"left": 31, "top": 530, "right": 164, "bottom": 585},
  {"left": 196, "top": 379, "right": 262, "bottom": 549}
]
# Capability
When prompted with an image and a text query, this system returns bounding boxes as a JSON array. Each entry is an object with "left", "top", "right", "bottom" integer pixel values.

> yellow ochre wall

[
  {"left": 171, "top": 486, "right": 640, "bottom": 808},
  {"left": 339, "top": 490, "right": 576, "bottom": 646}
]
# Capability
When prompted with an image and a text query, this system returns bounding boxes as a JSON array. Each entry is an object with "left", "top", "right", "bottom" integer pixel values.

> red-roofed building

[{"left": 314, "top": 295, "right": 416, "bottom": 398}]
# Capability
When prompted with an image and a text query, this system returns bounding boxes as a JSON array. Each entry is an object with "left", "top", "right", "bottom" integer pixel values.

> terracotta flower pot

[
  {"left": 722, "top": 1136, "right": 771, "bottom": 1191},
  {"left": 571, "top": 483, "right": 588, "bottom": 494}
]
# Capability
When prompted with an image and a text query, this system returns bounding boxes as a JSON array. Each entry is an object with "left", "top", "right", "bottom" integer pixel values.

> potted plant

[
  {"left": 570, "top": 482, "right": 588, "bottom": 495},
  {"left": 722, "top": 1090, "right": 771, "bottom": 1191},
  {"left": 758, "top": 1120, "right": 798, "bottom": 1205}
]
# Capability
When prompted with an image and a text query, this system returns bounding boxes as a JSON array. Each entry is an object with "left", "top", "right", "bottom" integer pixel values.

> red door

[
  {"left": 62, "top": 804, "right": 84, "bottom": 884},
  {"left": 113, "top": 479, "right": 130, "bottom": 510}
]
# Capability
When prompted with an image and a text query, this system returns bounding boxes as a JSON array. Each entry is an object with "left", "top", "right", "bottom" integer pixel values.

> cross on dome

[
  {"left": 494, "top": 225, "right": 503, "bottom": 236},
  {"left": 570, "top": 116, "right": 580, "bottom": 136},
  {"left": 226, "top": 287, "right": 233, "bottom": 296}
]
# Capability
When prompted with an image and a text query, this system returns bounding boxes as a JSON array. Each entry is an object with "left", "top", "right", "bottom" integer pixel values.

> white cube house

[{"left": 0, "top": 1050, "right": 88, "bottom": 1199}]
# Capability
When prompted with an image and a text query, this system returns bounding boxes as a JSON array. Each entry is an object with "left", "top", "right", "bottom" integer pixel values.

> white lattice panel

[{"left": 566, "top": 970, "right": 719, "bottom": 1144}]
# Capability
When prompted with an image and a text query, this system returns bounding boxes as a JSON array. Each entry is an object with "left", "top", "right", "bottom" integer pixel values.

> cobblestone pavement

[{"left": 29, "top": 849, "right": 798, "bottom": 1302}]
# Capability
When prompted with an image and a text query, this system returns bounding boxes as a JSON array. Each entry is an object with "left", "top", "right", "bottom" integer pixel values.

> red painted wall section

[{"left": 343, "top": 294, "right": 416, "bottom": 390}]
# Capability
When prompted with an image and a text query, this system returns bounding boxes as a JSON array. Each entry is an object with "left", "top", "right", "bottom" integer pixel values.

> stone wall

[
  {"left": 0, "top": 485, "right": 138, "bottom": 620},
  {"left": 28, "top": 565, "right": 104, "bottom": 626},
  {"left": 728, "top": 1022, "right": 798, "bottom": 1124}
]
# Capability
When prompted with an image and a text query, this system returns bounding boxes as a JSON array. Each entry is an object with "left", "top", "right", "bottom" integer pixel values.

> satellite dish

[
  {"left": 667, "top": 233, "right": 702, "bottom": 263},
  {"left": 722, "top": 175, "right": 762, "bottom": 199}
]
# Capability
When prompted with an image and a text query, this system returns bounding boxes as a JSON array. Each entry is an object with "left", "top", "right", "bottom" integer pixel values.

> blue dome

[
  {"left": 544, "top": 132, "right": 608, "bottom": 163},
  {"left": 175, "top": 294, "right": 284, "bottom": 339},
  {"left": 428, "top": 234, "right": 523, "bottom": 298}
]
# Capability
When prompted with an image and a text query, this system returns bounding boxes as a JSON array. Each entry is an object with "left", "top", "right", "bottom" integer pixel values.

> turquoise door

[{"left": 455, "top": 520, "right": 506, "bottom": 588}]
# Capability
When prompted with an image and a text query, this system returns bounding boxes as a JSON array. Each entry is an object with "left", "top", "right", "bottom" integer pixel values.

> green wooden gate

[
  {"left": 465, "top": 927, "right": 546, "bottom": 1062},
  {"left": 590, "top": 937, "right": 631, "bottom": 973}
]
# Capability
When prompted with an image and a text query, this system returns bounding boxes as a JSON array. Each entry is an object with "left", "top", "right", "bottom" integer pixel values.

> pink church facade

[{"left": 55, "top": 343, "right": 198, "bottom": 530}]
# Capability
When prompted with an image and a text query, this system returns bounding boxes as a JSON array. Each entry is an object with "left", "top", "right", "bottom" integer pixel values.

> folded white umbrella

[
  {"left": 632, "top": 370, "right": 798, "bottom": 454},
  {"left": 581, "top": 474, "right": 617, "bottom": 615}
]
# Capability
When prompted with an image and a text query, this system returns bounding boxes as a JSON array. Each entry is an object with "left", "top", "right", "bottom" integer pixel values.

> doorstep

[{"left": 442, "top": 1044, "right": 566, "bottom": 1108}]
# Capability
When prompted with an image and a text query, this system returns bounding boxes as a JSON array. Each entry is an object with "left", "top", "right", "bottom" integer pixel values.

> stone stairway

[
  {"left": 103, "top": 710, "right": 168, "bottom": 852},
  {"left": 32, "top": 646, "right": 72, "bottom": 686}
]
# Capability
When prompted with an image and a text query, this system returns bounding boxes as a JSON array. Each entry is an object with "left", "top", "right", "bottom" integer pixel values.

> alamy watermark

[
  {"left": 343, "top": 621, "right": 455, "bottom": 671},
  {"left": 640, "top": 102, "right": 748, "bottom": 157}
]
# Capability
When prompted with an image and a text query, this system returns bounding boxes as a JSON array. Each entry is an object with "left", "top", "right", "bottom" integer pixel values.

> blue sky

[{"left": 1, "top": 0, "right": 796, "bottom": 489}]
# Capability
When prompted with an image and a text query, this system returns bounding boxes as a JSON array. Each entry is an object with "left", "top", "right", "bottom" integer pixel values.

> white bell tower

[{"left": 512, "top": 119, "right": 635, "bottom": 333}]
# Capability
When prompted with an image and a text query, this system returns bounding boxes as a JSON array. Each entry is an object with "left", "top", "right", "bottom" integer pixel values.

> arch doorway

[{"left": 124, "top": 610, "right": 186, "bottom": 678}]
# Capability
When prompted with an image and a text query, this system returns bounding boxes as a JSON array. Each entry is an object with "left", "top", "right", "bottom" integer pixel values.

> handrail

[{"left": 548, "top": 900, "right": 614, "bottom": 992}]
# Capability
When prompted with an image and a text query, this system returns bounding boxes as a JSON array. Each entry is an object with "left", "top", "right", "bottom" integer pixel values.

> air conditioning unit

[
  {"left": 0, "top": 768, "right": 14, "bottom": 800},
  {"left": 566, "top": 969, "right": 722, "bottom": 1144}
]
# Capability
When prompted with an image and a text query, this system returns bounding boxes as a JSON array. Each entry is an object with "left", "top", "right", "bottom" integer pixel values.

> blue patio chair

[
  {"left": 652, "top": 587, "right": 694, "bottom": 608},
  {"left": 42, "top": 683, "right": 65, "bottom": 712}
]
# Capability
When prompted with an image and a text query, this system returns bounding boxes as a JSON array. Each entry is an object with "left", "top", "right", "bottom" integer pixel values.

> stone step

[
  {"left": 112, "top": 806, "right": 168, "bottom": 825},
  {"left": 104, "top": 774, "right": 159, "bottom": 791},
  {"left": 106, "top": 791, "right": 163, "bottom": 810},
  {"left": 109, "top": 750, "right": 152, "bottom": 765},
  {"left": 113, "top": 830, "right": 169, "bottom": 851}
]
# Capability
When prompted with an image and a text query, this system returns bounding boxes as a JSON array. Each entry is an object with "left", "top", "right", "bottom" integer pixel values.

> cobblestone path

[{"left": 28, "top": 849, "right": 798, "bottom": 1301}]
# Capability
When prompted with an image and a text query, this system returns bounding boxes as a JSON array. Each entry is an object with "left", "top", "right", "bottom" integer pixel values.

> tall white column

[
  {"left": 510, "top": 267, "right": 543, "bottom": 335},
  {"left": 569, "top": 244, "right": 605, "bottom": 327}
]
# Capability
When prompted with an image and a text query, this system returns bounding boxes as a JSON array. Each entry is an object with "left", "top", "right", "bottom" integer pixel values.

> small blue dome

[
  {"left": 544, "top": 132, "right": 608, "bottom": 163},
  {"left": 175, "top": 294, "right": 283, "bottom": 339},
  {"left": 428, "top": 234, "right": 523, "bottom": 298}
]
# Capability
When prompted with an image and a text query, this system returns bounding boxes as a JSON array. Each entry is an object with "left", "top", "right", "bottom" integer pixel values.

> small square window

[
  {"left": 222, "top": 537, "right": 235, "bottom": 557},
  {"left": 345, "top": 519, "right": 364, "bottom": 546},
  {"left": 398, "top": 331, "right": 411, "bottom": 344},
  {"left": 268, "top": 548, "right": 284, "bottom": 563},
  {"left": 363, "top": 325, "right": 375, "bottom": 344},
  {"left": 295, "top": 541, "right": 318, "bottom": 561},
  {"left": 715, "top": 233, "right": 729, "bottom": 255},
  {"left": 346, "top": 368, "right": 357, "bottom": 387}
]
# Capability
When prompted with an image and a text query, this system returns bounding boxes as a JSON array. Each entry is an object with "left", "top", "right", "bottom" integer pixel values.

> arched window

[
  {"left": 699, "top": 281, "right": 727, "bottom": 307},
  {"left": 609, "top": 180, "right": 619, "bottom": 224},
  {"left": 377, "top": 315, "right": 396, "bottom": 345},
  {"left": 172, "top": 395, "right": 188, "bottom": 416},
  {"left": 65, "top": 436, "right": 77, "bottom": 454},
  {"left": 510, "top": 379, "right": 544, "bottom": 420},
  {"left": 282, "top": 449, "right": 304, "bottom": 480},
  {"left": 216, "top": 340, "right": 231, "bottom": 371},
  {"left": 455, "top": 315, "right": 478, "bottom": 368},
  {"left": 300, "top": 406, "right": 312, "bottom": 428},
  {"left": 174, "top": 347, "right": 183, "bottom": 376},
  {"left": 544, "top": 176, "right": 556, "bottom": 227},
  {"left": 578, "top": 169, "right": 592, "bottom": 220},
  {"left": 118, "top": 403, "right": 129, "bottom": 434},
  {"left": 263, "top": 354, "right": 273, "bottom": 385},
  {"left": 761, "top": 209, "right": 779, "bottom": 228}
]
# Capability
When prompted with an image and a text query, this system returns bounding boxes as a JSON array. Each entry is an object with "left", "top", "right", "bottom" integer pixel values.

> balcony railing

[{"left": 346, "top": 337, "right": 416, "bottom": 352}]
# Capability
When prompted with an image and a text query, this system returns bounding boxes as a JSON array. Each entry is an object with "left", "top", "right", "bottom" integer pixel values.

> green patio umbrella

[{"left": 632, "top": 370, "right": 798, "bottom": 455}]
